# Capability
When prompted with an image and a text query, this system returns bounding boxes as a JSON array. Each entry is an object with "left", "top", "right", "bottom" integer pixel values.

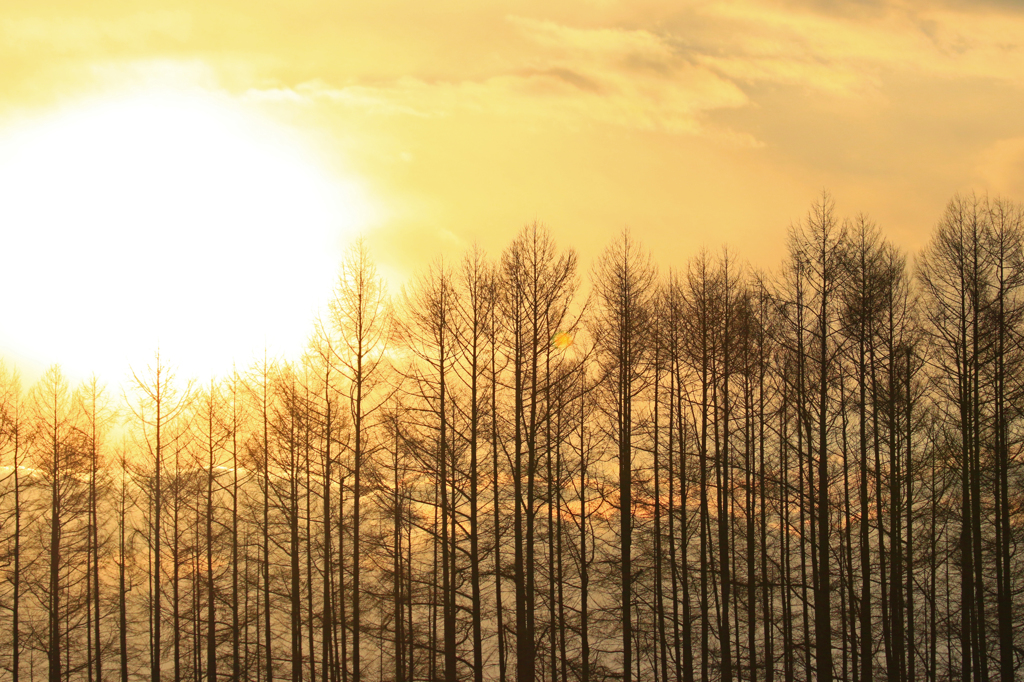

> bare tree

[
  {"left": 592, "top": 228, "right": 655, "bottom": 682},
  {"left": 328, "top": 239, "right": 392, "bottom": 682},
  {"left": 779, "top": 194, "right": 846, "bottom": 682},
  {"left": 499, "top": 223, "right": 579, "bottom": 682},
  {"left": 28, "top": 366, "right": 89, "bottom": 682},
  {"left": 75, "top": 376, "right": 113, "bottom": 682},
  {"left": 126, "top": 352, "right": 192, "bottom": 682},
  {"left": 0, "top": 363, "right": 24, "bottom": 682}
]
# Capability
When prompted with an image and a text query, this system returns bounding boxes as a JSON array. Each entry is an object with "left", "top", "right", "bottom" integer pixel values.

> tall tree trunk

[
  {"left": 718, "top": 262, "right": 734, "bottom": 682},
  {"left": 206, "top": 387, "right": 218, "bottom": 682},
  {"left": 579, "top": 375, "right": 590, "bottom": 682},
  {"left": 654, "top": 348, "right": 669, "bottom": 682}
]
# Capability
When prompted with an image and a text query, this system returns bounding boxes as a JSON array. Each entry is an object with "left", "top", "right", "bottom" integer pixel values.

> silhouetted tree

[{"left": 592, "top": 228, "right": 655, "bottom": 682}]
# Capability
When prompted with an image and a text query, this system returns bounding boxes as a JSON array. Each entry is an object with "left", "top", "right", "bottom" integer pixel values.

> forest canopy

[{"left": 0, "top": 191, "right": 1021, "bottom": 682}]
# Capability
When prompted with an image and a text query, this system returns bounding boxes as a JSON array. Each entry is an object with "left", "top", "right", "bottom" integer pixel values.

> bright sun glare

[{"left": 0, "top": 90, "right": 372, "bottom": 383}]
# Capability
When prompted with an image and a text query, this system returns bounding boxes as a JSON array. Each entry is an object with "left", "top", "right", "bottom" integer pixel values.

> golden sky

[{"left": 1, "top": 0, "right": 1023, "bottom": 380}]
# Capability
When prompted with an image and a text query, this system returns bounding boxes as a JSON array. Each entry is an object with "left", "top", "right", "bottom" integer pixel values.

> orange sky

[{"left": 1, "top": 0, "right": 1023, "bottom": 380}]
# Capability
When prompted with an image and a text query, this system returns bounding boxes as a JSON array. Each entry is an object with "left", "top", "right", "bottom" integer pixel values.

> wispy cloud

[
  {"left": 692, "top": 1, "right": 1024, "bottom": 94},
  {"left": 242, "top": 79, "right": 440, "bottom": 118},
  {"left": 241, "top": 15, "right": 753, "bottom": 141}
]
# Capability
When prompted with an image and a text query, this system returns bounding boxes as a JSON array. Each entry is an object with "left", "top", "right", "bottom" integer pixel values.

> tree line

[{"left": 0, "top": 191, "right": 1021, "bottom": 682}]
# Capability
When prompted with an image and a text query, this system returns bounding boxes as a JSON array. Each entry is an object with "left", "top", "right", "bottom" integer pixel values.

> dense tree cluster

[{"left": 0, "top": 192, "right": 1022, "bottom": 682}]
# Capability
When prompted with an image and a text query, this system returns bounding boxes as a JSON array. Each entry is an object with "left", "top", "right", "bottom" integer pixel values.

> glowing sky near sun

[
  {"left": 0, "top": 0, "right": 1023, "bottom": 381},
  {"left": 0, "top": 90, "right": 374, "bottom": 381}
]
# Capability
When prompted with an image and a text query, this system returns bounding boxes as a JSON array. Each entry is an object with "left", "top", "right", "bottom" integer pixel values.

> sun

[{"left": 0, "top": 89, "right": 374, "bottom": 384}]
